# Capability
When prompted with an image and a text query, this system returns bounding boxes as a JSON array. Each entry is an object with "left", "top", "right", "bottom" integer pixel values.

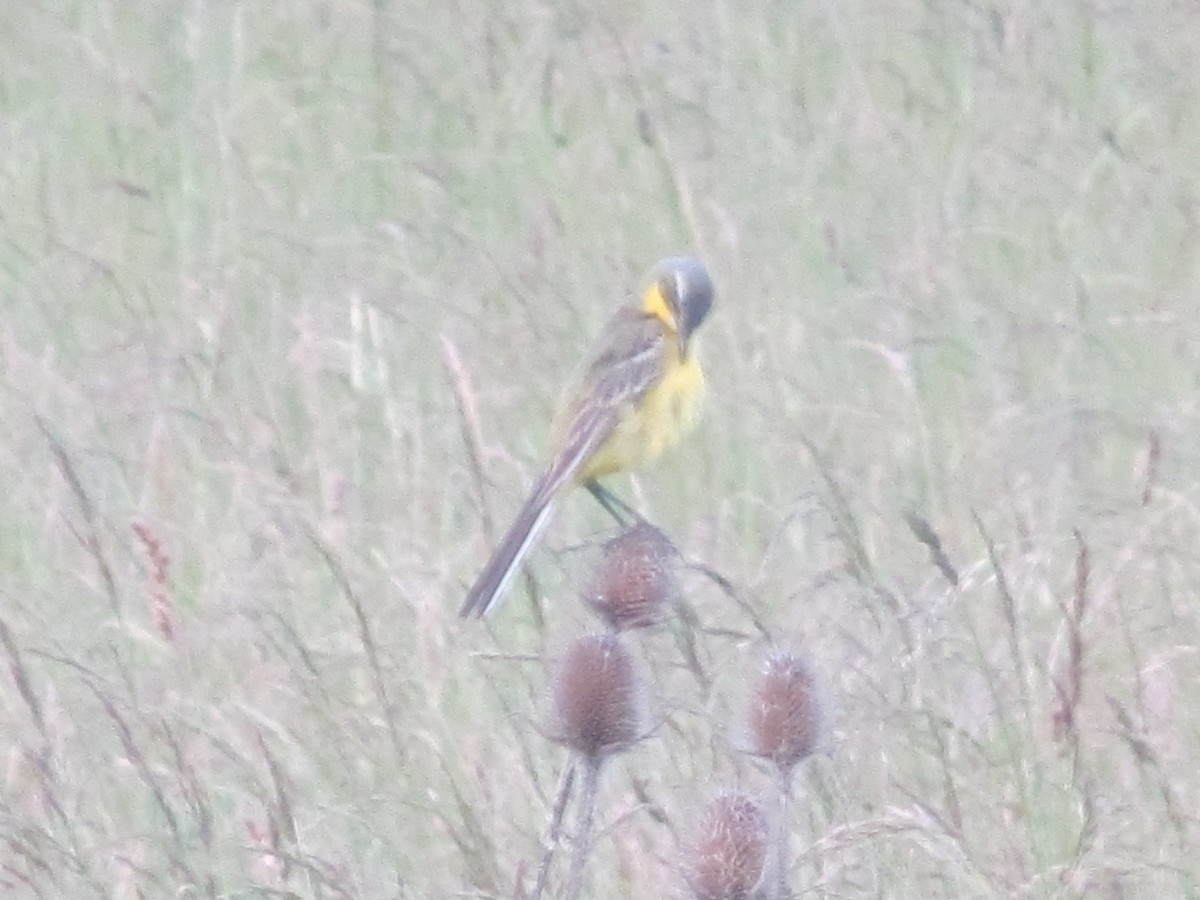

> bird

[{"left": 459, "top": 256, "right": 715, "bottom": 618}]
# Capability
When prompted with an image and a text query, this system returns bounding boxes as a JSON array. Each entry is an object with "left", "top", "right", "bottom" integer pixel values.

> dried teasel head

[
  {"left": 746, "top": 650, "right": 825, "bottom": 771},
  {"left": 685, "top": 791, "right": 768, "bottom": 900},
  {"left": 551, "top": 633, "right": 643, "bottom": 758},
  {"left": 585, "top": 522, "right": 678, "bottom": 630}
]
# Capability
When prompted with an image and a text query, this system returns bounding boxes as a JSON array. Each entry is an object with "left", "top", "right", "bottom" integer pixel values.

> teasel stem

[
  {"left": 772, "top": 764, "right": 793, "bottom": 900},
  {"left": 564, "top": 756, "right": 602, "bottom": 900},
  {"left": 531, "top": 761, "right": 576, "bottom": 900}
]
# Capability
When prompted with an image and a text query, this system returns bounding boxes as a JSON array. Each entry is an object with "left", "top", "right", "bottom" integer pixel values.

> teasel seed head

[
  {"left": 551, "top": 633, "right": 643, "bottom": 758},
  {"left": 747, "top": 650, "right": 825, "bottom": 771},
  {"left": 586, "top": 522, "right": 678, "bottom": 630},
  {"left": 685, "top": 791, "right": 769, "bottom": 900}
]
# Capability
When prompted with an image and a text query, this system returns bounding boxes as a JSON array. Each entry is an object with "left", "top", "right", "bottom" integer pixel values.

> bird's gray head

[{"left": 648, "top": 256, "right": 714, "bottom": 351}]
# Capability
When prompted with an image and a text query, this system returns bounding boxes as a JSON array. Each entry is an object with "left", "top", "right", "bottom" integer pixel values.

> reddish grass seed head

[
  {"left": 747, "top": 651, "right": 824, "bottom": 770},
  {"left": 685, "top": 792, "right": 768, "bottom": 900},
  {"left": 552, "top": 634, "right": 642, "bottom": 758},
  {"left": 586, "top": 522, "right": 677, "bottom": 630}
]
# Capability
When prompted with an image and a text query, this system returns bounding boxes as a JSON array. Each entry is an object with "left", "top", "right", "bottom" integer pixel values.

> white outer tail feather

[{"left": 474, "top": 496, "right": 557, "bottom": 617}]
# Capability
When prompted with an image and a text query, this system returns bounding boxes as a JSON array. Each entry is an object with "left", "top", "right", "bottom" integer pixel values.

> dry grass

[{"left": 2, "top": 1, "right": 1199, "bottom": 897}]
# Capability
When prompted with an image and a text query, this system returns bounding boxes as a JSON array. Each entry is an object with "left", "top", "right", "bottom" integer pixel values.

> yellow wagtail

[{"left": 459, "top": 256, "right": 715, "bottom": 618}]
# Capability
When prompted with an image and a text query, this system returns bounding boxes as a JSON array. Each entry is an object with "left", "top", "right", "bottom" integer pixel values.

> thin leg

[{"left": 584, "top": 480, "right": 643, "bottom": 526}]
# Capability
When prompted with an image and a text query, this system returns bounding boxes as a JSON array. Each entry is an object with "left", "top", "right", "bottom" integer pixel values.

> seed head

[
  {"left": 586, "top": 522, "right": 677, "bottom": 630},
  {"left": 551, "top": 633, "right": 642, "bottom": 758},
  {"left": 685, "top": 792, "right": 768, "bottom": 900},
  {"left": 747, "top": 650, "right": 824, "bottom": 771}
]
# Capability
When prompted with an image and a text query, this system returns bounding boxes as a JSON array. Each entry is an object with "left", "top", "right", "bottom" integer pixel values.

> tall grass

[{"left": 1, "top": 0, "right": 1198, "bottom": 897}]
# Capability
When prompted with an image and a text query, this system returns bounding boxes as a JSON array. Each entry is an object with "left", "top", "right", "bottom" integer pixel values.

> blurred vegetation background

[{"left": 2, "top": 1, "right": 1198, "bottom": 897}]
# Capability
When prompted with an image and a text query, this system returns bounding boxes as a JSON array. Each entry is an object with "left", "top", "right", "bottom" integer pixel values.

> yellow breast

[{"left": 578, "top": 342, "right": 706, "bottom": 482}]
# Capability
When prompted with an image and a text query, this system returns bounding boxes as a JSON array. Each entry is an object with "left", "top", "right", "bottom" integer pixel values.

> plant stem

[
  {"left": 565, "top": 756, "right": 602, "bottom": 900},
  {"left": 774, "top": 764, "right": 793, "bottom": 900}
]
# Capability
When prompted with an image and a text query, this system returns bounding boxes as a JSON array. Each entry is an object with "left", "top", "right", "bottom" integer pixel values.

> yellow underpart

[{"left": 577, "top": 333, "right": 706, "bottom": 482}]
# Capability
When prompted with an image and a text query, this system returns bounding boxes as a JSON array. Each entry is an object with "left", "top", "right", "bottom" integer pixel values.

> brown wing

[
  {"left": 459, "top": 308, "right": 664, "bottom": 618},
  {"left": 533, "top": 307, "right": 666, "bottom": 504}
]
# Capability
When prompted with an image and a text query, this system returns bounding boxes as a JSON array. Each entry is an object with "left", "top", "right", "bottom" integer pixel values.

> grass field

[{"left": 2, "top": 1, "right": 1199, "bottom": 897}]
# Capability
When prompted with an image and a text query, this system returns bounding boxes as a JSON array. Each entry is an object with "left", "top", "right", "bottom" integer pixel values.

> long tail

[
  {"left": 459, "top": 482, "right": 559, "bottom": 618},
  {"left": 461, "top": 399, "right": 618, "bottom": 618}
]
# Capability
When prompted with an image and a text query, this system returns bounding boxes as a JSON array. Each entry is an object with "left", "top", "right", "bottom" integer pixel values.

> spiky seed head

[
  {"left": 551, "top": 633, "right": 642, "bottom": 758},
  {"left": 747, "top": 650, "right": 824, "bottom": 771},
  {"left": 586, "top": 522, "right": 677, "bottom": 630},
  {"left": 685, "top": 792, "right": 768, "bottom": 900}
]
